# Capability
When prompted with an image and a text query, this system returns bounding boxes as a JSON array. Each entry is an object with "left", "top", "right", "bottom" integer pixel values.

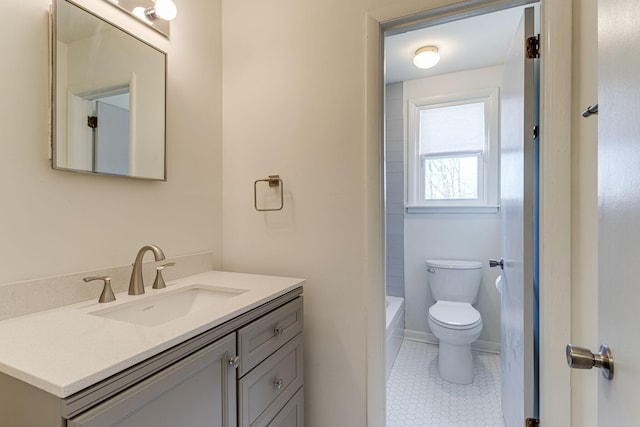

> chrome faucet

[{"left": 129, "top": 245, "right": 166, "bottom": 295}]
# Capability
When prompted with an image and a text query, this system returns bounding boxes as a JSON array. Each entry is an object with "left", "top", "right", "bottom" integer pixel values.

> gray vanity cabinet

[
  {"left": 0, "top": 288, "right": 303, "bottom": 427},
  {"left": 68, "top": 333, "right": 237, "bottom": 427}
]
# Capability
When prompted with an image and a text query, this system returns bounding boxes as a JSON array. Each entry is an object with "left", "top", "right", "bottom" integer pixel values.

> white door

[
  {"left": 499, "top": 7, "right": 536, "bottom": 426},
  {"left": 595, "top": 0, "right": 640, "bottom": 423},
  {"left": 95, "top": 101, "right": 130, "bottom": 176}
]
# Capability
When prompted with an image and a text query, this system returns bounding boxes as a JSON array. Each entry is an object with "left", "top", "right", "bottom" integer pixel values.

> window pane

[
  {"left": 419, "top": 102, "right": 485, "bottom": 154},
  {"left": 423, "top": 155, "right": 478, "bottom": 200}
]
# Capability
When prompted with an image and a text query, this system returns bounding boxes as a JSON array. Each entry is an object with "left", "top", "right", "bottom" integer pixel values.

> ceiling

[{"left": 385, "top": 6, "right": 530, "bottom": 83}]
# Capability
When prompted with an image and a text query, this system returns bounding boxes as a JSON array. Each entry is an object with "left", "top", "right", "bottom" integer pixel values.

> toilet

[{"left": 426, "top": 259, "right": 483, "bottom": 385}]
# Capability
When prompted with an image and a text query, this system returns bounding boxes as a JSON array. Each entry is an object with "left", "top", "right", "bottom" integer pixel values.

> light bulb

[
  {"left": 133, "top": 6, "right": 152, "bottom": 24},
  {"left": 152, "top": 0, "right": 177, "bottom": 21},
  {"left": 413, "top": 46, "right": 440, "bottom": 69}
]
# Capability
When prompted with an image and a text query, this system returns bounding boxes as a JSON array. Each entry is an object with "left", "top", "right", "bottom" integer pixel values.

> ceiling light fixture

[{"left": 413, "top": 46, "right": 440, "bottom": 69}]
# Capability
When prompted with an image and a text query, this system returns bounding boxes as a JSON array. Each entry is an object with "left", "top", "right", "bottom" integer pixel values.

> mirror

[{"left": 52, "top": 0, "right": 166, "bottom": 180}]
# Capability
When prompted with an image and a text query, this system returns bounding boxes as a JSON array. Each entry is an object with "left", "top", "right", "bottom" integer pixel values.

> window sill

[{"left": 406, "top": 205, "right": 500, "bottom": 214}]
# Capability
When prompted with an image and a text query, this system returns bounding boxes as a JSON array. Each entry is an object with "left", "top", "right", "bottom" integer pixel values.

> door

[
  {"left": 597, "top": 0, "right": 640, "bottom": 423},
  {"left": 95, "top": 100, "right": 130, "bottom": 175},
  {"left": 499, "top": 7, "right": 537, "bottom": 426}
]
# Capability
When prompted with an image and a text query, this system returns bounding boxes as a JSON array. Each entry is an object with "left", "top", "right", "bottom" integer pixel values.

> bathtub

[{"left": 386, "top": 296, "right": 405, "bottom": 379}]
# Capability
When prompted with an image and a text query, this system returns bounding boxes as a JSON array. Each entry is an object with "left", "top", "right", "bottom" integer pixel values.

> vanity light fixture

[
  {"left": 145, "top": 0, "right": 177, "bottom": 21},
  {"left": 413, "top": 46, "right": 441, "bottom": 69},
  {"left": 104, "top": 0, "right": 177, "bottom": 38},
  {"left": 132, "top": 6, "right": 153, "bottom": 24}
]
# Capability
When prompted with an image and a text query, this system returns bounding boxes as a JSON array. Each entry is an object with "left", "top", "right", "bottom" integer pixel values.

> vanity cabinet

[
  {"left": 0, "top": 288, "right": 303, "bottom": 427},
  {"left": 68, "top": 333, "right": 237, "bottom": 427}
]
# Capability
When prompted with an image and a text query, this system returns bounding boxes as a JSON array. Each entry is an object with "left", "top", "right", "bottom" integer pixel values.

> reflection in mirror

[{"left": 53, "top": 0, "right": 166, "bottom": 180}]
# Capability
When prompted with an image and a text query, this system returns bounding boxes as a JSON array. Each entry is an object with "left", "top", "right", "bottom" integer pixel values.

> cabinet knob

[
  {"left": 273, "top": 326, "right": 284, "bottom": 336},
  {"left": 228, "top": 356, "right": 240, "bottom": 369},
  {"left": 273, "top": 378, "right": 284, "bottom": 389}
]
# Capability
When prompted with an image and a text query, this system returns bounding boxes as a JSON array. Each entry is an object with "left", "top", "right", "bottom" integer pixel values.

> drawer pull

[
  {"left": 228, "top": 356, "right": 240, "bottom": 369},
  {"left": 273, "top": 378, "right": 284, "bottom": 389},
  {"left": 273, "top": 326, "right": 284, "bottom": 336}
]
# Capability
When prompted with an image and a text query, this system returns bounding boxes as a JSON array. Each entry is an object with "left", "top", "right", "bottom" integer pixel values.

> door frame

[{"left": 364, "top": 1, "right": 572, "bottom": 426}]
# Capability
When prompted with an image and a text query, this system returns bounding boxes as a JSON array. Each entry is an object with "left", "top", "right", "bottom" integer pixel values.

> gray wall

[{"left": 385, "top": 82, "right": 404, "bottom": 298}]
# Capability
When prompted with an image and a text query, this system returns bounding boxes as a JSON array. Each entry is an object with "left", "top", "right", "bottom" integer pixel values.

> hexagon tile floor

[{"left": 386, "top": 340, "right": 505, "bottom": 427}]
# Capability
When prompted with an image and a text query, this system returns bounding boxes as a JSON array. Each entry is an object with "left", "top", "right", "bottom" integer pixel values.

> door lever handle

[
  {"left": 489, "top": 259, "right": 504, "bottom": 269},
  {"left": 566, "top": 344, "right": 614, "bottom": 380}
]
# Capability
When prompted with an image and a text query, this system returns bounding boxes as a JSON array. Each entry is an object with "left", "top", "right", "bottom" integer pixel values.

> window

[{"left": 406, "top": 88, "right": 499, "bottom": 212}]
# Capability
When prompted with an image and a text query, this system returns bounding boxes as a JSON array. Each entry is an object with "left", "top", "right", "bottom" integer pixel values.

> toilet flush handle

[
  {"left": 427, "top": 267, "right": 436, "bottom": 274},
  {"left": 489, "top": 258, "right": 504, "bottom": 269}
]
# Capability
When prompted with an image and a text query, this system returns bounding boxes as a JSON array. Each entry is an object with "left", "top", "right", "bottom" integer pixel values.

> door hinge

[
  {"left": 525, "top": 418, "right": 540, "bottom": 427},
  {"left": 526, "top": 35, "right": 540, "bottom": 59},
  {"left": 87, "top": 116, "right": 98, "bottom": 129}
]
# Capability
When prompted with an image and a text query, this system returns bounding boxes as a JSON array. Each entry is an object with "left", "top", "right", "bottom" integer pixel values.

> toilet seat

[{"left": 428, "top": 301, "right": 481, "bottom": 330}]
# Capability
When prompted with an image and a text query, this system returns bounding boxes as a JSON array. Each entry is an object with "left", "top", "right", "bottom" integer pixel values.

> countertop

[{"left": 0, "top": 270, "right": 304, "bottom": 398}]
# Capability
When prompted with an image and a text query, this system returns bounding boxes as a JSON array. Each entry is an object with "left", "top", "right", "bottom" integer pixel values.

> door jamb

[{"left": 364, "top": 1, "right": 573, "bottom": 426}]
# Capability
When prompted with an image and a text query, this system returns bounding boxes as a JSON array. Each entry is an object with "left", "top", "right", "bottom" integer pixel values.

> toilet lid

[
  {"left": 428, "top": 301, "right": 481, "bottom": 329},
  {"left": 425, "top": 259, "right": 483, "bottom": 270}
]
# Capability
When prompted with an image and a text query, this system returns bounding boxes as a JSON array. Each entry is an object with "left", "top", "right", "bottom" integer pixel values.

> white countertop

[{"left": 0, "top": 271, "right": 304, "bottom": 398}]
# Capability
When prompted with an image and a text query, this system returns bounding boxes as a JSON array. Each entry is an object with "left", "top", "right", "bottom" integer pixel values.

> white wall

[
  {"left": 221, "top": 1, "right": 386, "bottom": 425},
  {"left": 0, "top": 0, "right": 222, "bottom": 284},
  {"left": 402, "top": 66, "right": 503, "bottom": 347}
]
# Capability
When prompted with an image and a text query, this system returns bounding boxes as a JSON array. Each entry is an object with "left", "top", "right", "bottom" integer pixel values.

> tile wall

[{"left": 385, "top": 82, "right": 405, "bottom": 298}]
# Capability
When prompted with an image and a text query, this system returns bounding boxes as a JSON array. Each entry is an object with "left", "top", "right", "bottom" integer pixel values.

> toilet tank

[{"left": 426, "top": 259, "right": 483, "bottom": 304}]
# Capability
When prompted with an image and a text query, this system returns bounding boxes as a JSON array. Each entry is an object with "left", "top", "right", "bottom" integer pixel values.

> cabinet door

[{"left": 68, "top": 333, "right": 237, "bottom": 427}]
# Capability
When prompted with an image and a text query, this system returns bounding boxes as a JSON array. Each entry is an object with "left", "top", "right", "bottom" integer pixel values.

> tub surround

[
  {"left": 0, "top": 270, "right": 304, "bottom": 397},
  {"left": 386, "top": 296, "right": 405, "bottom": 379}
]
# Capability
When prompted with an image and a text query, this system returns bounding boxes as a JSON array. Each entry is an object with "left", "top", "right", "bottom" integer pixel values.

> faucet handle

[
  {"left": 84, "top": 276, "right": 116, "bottom": 303},
  {"left": 152, "top": 262, "right": 176, "bottom": 289}
]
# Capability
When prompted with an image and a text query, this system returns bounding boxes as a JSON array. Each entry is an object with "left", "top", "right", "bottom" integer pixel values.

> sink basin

[{"left": 89, "top": 285, "right": 249, "bottom": 327}]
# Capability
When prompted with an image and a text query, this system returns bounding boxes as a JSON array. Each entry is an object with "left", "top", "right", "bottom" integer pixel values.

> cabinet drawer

[
  {"left": 238, "top": 334, "right": 303, "bottom": 427},
  {"left": 238, "top": 297, "right": 303, "bottom": 376},
  {"left": 262, "top": 387, "right": 303, "bottom": 427}
]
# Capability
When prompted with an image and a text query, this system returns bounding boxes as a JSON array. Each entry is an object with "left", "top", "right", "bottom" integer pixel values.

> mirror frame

[{"left": 51, "top": 0, "right": 168, "bottom": 181}]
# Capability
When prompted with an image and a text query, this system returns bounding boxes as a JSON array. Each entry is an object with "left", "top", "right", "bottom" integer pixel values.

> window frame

[{"left": 406, "top": 87, "right": 500, "bottom": 213}]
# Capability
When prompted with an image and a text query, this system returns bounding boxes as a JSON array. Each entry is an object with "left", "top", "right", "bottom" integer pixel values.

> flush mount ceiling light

[
  {"left": 413, "top": 46, "right": 441, "bottom": 69},
  {"left": 105, "top": 0, "right": 177, "bottom": 38}
]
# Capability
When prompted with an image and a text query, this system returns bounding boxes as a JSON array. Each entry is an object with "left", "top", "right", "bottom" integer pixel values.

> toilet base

[{"left": 437, "top": 341, "right": 474, "bottom": 385}]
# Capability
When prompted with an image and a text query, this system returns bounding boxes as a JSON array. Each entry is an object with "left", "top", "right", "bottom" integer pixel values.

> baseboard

[{"left": 404, "top": 329, "right": 501, "bottom": 354}]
